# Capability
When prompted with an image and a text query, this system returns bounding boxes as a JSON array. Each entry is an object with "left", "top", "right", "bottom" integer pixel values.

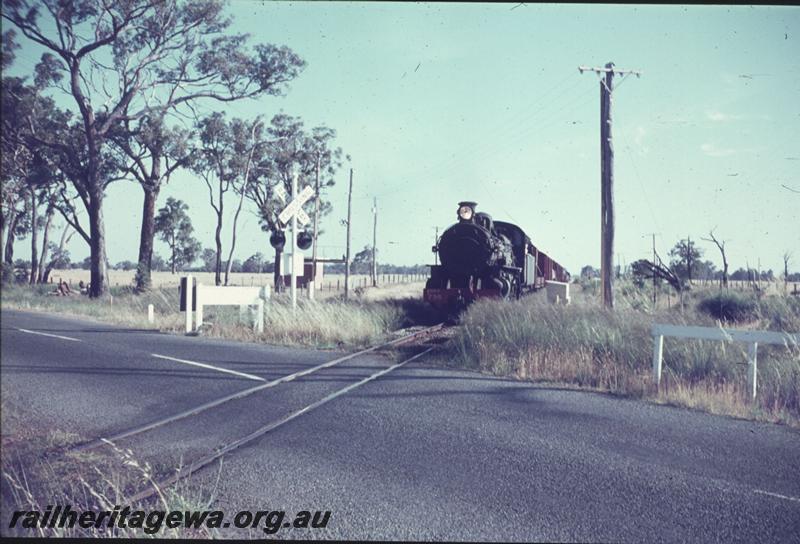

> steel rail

[
  {"left": 71, "top": 324, "right": 442, "bottom": 452},
  {"left": 127, "top": 346, "right": 436, "bottom": 503}
]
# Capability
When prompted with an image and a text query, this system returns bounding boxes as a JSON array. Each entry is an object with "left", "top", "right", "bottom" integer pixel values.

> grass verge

[
  {"left": 0, "top": 284, "right": 429, "bottom": 349},
  {"left": 443, "top": 283, "right": 800, "bottom": 427},
  {"left": 0, "top": 394, "right": 221, "bottom": 538}
]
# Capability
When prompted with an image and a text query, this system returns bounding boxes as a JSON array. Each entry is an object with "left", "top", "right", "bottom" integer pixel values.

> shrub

[{"left": 698, "top": 291, "right": 757, "bottom": 322}]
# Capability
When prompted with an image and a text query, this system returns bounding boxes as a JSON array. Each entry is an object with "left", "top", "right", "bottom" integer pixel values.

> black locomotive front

[{"left": 424, "top": 201, "right": 518, "bottom": 311}]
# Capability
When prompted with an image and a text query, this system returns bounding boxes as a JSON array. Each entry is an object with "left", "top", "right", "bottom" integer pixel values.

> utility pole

[
  {"left": 686, "top": 235, "right": 692, "bottom": 286},
  {"left": 312, "top": 152, "right": 321, "bottom": 287},
  {"left": 344, "top": 168, "right": 353, "bottom": 300},
  {"left": 372, "top": 197, "right": 378, "bottom": 287},
  {"left": 579, "top": 62, "right": 642, "bottom": 309},
  {"left": 290, "top": 171, "right": 298, "bottom": 310},
  {"left": 434, "top": 227, "right": 439, "bottom": 266}
]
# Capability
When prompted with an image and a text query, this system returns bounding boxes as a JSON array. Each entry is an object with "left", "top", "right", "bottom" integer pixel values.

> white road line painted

[
  {"left": 754, "top": 489, "right": 800, "bottom": 503},
  {"left": 151, "top": 354, "right": 266, "bottom": 382},
  {"left": 130, "top": 346, "right": 435, "bottom": 502},
  {"left": 17, "top": 328, "right": 82, "bottom": 342}
]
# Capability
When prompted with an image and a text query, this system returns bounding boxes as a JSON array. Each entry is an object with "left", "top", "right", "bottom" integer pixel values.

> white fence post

[
  {"left": 748, "top": 342, "right": 758, "bottom": 400},
  {"left": 184, "top": 275, "right": 193, "bottom": 334},
  {"left": 652, "top": 334, "right": 664, "bottom": 387},
  {"left": 308, "top": 279, "right": 315, "bottom": 301},
  {"left": 147, "top": 304, "right": 154, "bottom": 324}
]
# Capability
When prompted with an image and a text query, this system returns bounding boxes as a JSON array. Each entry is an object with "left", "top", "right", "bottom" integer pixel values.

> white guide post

[
  {"left": 255, "top": 299, "right": 264, "bottom": 333},
  {"left": 308, "top": 278, "right": 315, "bottom": 301},
  {"left": 184, "top": 275, "right": 193, "bottom": 333},
  {"left": 291, "top": 171, "right": 298, "bottom": 311},
  {"left": 652, "top": 334, "right": 664, "bottom": 386},
  {"left": 747, "top": 342, "right": 758, "bottom": 400},
  {"left": 147, "top": 304, "right": 154, "bottom": 324}
]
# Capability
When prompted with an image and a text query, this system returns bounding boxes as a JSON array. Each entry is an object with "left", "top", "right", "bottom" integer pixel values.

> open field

[{"left": 45, "top": 268, "right": 427, "bottom": 292}]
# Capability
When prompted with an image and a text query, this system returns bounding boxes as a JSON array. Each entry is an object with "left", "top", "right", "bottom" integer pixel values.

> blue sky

[{"left": 8, "top": 2, "right": 800, "bottom": 274}]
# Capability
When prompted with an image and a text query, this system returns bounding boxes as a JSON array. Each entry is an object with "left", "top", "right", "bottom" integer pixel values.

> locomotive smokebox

[{"left": 438, "top": 222, "right": 494, "bottom": 276}]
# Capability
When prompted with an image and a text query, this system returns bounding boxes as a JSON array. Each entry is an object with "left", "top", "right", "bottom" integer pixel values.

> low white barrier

[
  {"left": 545, "top": 281, "right": 570, "bottom": 305},
  {"left": 181, "top": 275, "right": 270, "bottom": 334},
  {"left": 651, "top": 323, "right": 800, "bottom": 399}
]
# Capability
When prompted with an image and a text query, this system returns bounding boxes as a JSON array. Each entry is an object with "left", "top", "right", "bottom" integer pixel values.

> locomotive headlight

[{"left": 458, "top": 205, "right": 474, "bottom": 221}]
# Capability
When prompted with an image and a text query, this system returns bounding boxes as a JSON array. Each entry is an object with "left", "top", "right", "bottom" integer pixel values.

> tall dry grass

[
  {"left": 449, "top": 282, "right": 800, "bottom": 425},
  {"left": 0, "top": 396, "right": 220, "bottom": 538},
  {"left": 0, "top": 284, "right": 419, "bottom": 348}
]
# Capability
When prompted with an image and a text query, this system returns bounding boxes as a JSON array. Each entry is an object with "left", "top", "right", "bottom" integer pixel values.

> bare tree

[{"left": 701, "top": 229, "right": 729, "bottom": 288}]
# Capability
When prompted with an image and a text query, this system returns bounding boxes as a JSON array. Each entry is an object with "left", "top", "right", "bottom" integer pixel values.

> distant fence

[
  {"left": 651, "top": 323, "right": 800, "bottom": 399},
  {"left": 47, "top": 269, "right": 428, "bottom": 290}
]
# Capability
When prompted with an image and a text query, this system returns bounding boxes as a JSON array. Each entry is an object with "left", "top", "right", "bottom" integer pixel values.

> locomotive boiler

[{"left": 424, "top": 201, "right": 569, "bottom": 312}]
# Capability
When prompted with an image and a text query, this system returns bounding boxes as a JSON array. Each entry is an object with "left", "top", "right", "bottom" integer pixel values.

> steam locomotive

[{"left": 424, "top": 201, "right": 569, "bottom": 312}]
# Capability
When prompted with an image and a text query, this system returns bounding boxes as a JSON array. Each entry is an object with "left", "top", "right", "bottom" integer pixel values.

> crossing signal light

[
  {"left": 297, "top": 231, "right": 313, "bottom": 250},
  {"left": 269, "top": 230, "right": 286, "bottom": 250}
]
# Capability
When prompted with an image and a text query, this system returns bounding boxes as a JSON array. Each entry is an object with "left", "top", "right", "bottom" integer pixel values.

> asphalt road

[{"left": 1, "top": 308, "right": 799, "bottom": 542}]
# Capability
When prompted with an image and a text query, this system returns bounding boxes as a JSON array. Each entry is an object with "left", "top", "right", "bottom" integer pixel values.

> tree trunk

[
  {"left": 135, "top": 186, "right": 160, "bottom": 290},
  {"left": 171, "top": 230, "right": 176, "bottom": 274},
  {"left": 274, "top": 246, "right": 283, "bottom": 293},
  {"left": 214, "top": 210, "right": 223, "bottom": 286},
  {"left": 43, "top": 225, "right": 73, "bottom": 284},
  {"left": 37, "top": 204, "right": 55, "bottom": 283},
  {"left": 4, "top": 211, "right": 18, "bottom": 265},
  {"left": 224, "top": 188, "right": 247, "bottom": 286},
  {"left": 88, "top": 191, "right": 108, "bottom": 297},
  {"left": 0, "top": 213, "right": 5, "bottom": 272},
  {"left": 29, "top": 190, "right": 38, "bottom": 285}
]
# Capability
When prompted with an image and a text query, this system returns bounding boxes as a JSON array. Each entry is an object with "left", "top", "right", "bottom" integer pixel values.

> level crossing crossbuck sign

[{"left": 278, "top": 185, "right": 313, "bottom": 226}]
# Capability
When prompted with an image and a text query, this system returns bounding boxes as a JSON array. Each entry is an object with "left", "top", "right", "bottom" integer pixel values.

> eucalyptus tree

[
  {"left": 154, "top": 197, "right": 200, "bottom": 274},
  {"left": 191, "top": 112, "right": 266, "bottom": 285},
  {"left": 2, "top": 0, "right": 305, "bottom": 296},
  {"left": 110, "top": 115, "right": 192, "bottom": 289},
  {"left": 245, "top": 114, "right": 345, "bottom": 290}
]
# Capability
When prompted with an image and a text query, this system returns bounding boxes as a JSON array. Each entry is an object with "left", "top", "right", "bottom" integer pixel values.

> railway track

[{"left": 71, "top": 323, "right": 444, "bottom": 501}]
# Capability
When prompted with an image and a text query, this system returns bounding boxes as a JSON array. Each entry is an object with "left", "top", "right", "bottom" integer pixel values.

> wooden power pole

[
  {"left": 344, "top": 168, "right": 353, "bottom": 300},
  {"left": 579, "top": 62, "right": 642, "bottom": 309},
  {"left": 372, "top": 197, "right": 377, "bottom": 287},
  {"left": 312, "top": 152, "right": 321, "bottom": 283}
]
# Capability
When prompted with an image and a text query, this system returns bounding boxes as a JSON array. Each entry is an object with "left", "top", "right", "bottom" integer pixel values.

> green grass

[
  {"left": 446, "top": 282, "right": 800, "bottom": 426},
  {"left": 0, "top": 284, "right": 417, "bottom": 349}
]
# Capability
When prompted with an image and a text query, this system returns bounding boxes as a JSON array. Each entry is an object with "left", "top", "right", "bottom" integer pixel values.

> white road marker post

[
  {"left": 147, "top": 304, "right": 154, "bottom": 324},
  {"left": 255, "top": 299, "right": 264, "bottom": 333},
  {"left": 748, "top": 342, "right": 758, "bottom": 400},
  {"left": 652, "top": 333, "right": 664, "bottom": 387}
]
